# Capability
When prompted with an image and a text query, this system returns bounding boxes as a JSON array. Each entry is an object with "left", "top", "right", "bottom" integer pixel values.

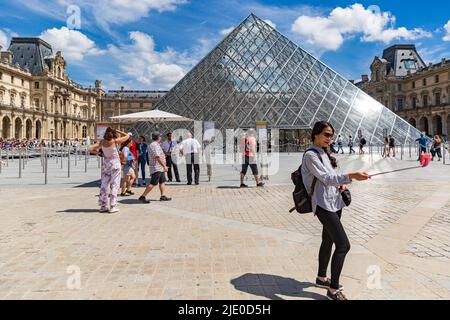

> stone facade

[
  {"left": 100, "top": 89, "right": 166, "bottom": 130},
  {"left": 0, "top": 38, "right": 103, "bottom": 140},
  {"left": 357, "top": 44, "right": 450, "bottom": 138}
]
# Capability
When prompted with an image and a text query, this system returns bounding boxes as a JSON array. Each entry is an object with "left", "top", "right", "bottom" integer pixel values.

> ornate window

[
  {"left": 423, "top": 95, "right": 428, "bottom": 108},
  {"left": 435, "top": 92, "right": 441, "bottom": 106},
  {"left": 82, "top": 126, "right": 87, "bottom": 138}
]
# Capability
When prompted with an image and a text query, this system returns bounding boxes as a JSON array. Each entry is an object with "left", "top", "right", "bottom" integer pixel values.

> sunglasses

[{"left": 322, "top": 132, "right": 334, "bottom": 138}]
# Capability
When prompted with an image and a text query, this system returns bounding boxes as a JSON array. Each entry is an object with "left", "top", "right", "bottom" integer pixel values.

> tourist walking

[
  {"left": 179, "top": 132, "right": 201, "bottom": 185},
  {"left": 382, "top": 137, "right": 389, "bottom": 158},
  {"left": 240, "top": 128, "right": 264, "bottom": 188},
  {"left": 358, "top": 136, "right": 366, "bottom": 154},
  {"left": 161, "top": 132, "right": 181, "bottom": 182},
  {"left": 138, "top": 131, "right": 172, "bottom": 203},
  {"left": 348, "top": 136, "right": 355, "bottom": 154},
  {"left": 431, "top": 135, "right": 442, "bottom": 161},
  {"left": 302, "top": 121, "right": 370, "bottom": 300},
  {"left": 88, "top": 128, "right": 129, "bottom": 213},
  {"left": 388, "top": 135, "right": 396, "bottom": 157},
  {"left": 137, "top": 136, "right": 149, "bottom": 186},
  {"left": 336, "top": 135, "right": 344, "bottom": 154},
  {"left": 120, "top": 139, "right": 136, "bottom": 196},
  {"left": 416, "top": 134, "right": 428, "bottom": 161}
]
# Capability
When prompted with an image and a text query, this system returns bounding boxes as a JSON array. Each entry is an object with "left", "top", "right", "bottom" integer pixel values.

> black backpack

[
  {"left": 361, "top": 138, "right": 366, "bottom": 145},
  {"left": 289, "top": 149, "right": 322, "bottom": 214}
]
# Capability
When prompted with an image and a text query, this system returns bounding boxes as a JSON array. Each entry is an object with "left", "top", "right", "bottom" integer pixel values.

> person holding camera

[
  {"left": 88, "top": 128, "right": 129, "bottom": 213},
  {"left": 302, "top": 121, "right": 370, "bottom": 300}
]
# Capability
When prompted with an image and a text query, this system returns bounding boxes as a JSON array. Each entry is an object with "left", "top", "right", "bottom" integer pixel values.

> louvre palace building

[{"left": 356, "top": 44, "right": 450, "bottom": 139}]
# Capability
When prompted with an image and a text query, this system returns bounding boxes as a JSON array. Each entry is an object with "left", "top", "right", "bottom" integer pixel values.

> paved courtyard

[{"left": 0, "top": 150, "right": 449, "bottom": 299}]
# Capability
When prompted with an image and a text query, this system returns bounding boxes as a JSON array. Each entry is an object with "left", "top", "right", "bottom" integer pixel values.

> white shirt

[{"left": 180, "top": 138, "right": 201, "bottom": 154}]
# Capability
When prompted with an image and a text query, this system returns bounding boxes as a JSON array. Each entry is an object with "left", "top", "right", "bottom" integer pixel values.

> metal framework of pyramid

[{"left": 136, "top": 13, "right": 421, "bottom": 145}]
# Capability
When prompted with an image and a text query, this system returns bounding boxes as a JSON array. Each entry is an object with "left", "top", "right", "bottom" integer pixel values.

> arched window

[{"left": 83, "top": 107, "right": 88, "bottom": 119}]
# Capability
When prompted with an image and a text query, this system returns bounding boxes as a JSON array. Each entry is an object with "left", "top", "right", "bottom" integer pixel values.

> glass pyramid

[{"left": 137, "top": 13, "right": 421, "bottom": 145}]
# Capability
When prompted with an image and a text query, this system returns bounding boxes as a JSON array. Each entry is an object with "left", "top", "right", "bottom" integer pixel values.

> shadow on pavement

[
  {"left": 217, "top": 186, "right": 241, "bottom": 189},
  {"left": 118, "top": 199, "right": 144, "bottom": 204},
  {"left": 56, "top": 209, "right": 99, "bottom": 213},
  {"left": 73, "top": 180, "right": 101, "bottom": 188},
  {"left": 230, "top": 273, "right": 326, "bottom": 300}
]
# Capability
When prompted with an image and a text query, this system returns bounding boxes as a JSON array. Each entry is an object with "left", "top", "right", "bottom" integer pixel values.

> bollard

[
  {"left": 85, "top": 146, "right": 88, "bottom": 173},
  {"left": 6, "top": 150, "right": 8, "bottom": 167},
  {"left": 44, "top": 149, "right": 48, "bottom": 185},
  {"left": 67, "top": 147, "right": 71, "bottom": 178},
  {"left": 61, "top": 147, "right": 63, "bottom": 169},
  {"left": 401, "top": 145, "right": 403, "bottom": 160},
  {"left": 19, "top": 149, "right": 22, "bottom": 178},
  {"left": 0, "top": 149, "right": 2, "bottom": 174},
  {"left": 22, "top": 149, "right": 25, "bottom": 170},
  {"left": 56, "top": 147, "right": 59, "bottom": 164},
  {"left": 97, "top": 153, "right": 100, "bottom": 168},
  {"left": 443, "top": 144, "right": 446, "bottom": 165},
  {"left": 75, "top": 146, "right": 78, "bottom": 166}
]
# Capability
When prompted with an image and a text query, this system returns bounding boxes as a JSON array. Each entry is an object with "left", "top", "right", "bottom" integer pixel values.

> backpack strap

[{"left": 303, "top": 148, "right": 324, "bottom": 198}]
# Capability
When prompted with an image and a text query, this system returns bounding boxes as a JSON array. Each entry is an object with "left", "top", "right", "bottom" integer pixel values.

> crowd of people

[
  {"left": 0, "top": 138, "right": 89, "bottom": 151},
  {"left": 88, "top": 128, "right": 202, "bottom": 213},
  {"left": 88, "top": 127, "right": 267, "bottom": 213},
  {"left": 328, "top": 133, "right": 447, "bottom": 160}
]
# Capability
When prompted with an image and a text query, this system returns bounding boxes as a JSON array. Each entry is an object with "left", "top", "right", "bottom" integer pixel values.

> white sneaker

[
  {"left": 109, "top": 206, "right": 120, "bottom": 213},
  {"left": 99, "top": 207, "right": 109, "bottom": 213}
]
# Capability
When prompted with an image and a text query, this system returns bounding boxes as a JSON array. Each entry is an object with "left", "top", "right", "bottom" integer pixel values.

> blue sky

[{"left": 0, "top": 0, "right": 449, "bottom": 90}]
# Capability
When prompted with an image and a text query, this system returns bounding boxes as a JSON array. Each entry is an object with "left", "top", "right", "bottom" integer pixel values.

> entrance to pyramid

[{"left": 146, "top": 13, "right": 422, "bottom": 150}]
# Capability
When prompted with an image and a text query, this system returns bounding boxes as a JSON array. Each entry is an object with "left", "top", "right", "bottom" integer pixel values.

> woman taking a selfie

[
  {"left": 89, "top": 128, "right": 129, "bottom": 213},
  {"left": 302, "top": 121, "right": 370, "bottom": 300}
]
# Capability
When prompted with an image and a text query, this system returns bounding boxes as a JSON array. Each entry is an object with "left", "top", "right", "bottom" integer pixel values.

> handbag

[{"left": 341, "top": 188, "right": 351, "bottom": 206}]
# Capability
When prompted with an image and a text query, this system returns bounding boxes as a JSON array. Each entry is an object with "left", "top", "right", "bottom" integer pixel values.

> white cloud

[
  {"left": 15, "top": 0, "right": 187, "bottom": 34},
  {"left": 86, "top": 0, "right": 188, "bottom": 30},
  {"left": 263, "top": 19, "right": 276, "bottom": 29},
  {"left": 0, "top": 30, "right": 8, "bottom": 50},
  {"left": 108, "top": 31, "right": 188, "bottom": 89},
  {"left": 443, "top": 20, "right": 450, "bottom": 41},
  {"left": 220, "top": 27, "right": 235, "bottom": 36},
  {"left": 39, "top": 27, "right": 106, "bottom": 61},
  {"left": 292, "top": 3, "right": 432, "bottom": 52}
]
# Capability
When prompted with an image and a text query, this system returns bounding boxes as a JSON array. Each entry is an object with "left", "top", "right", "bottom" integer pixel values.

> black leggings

[{"left": 315, "top": 206, "right": 351, "bottom": 290}]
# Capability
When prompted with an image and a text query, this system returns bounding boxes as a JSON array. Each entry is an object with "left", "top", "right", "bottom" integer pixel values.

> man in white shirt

[
  {"left": 179, "top": 132, "right": 201, "bottom": 185},
  {"left": 138, "top": 131, "right": 171, "bottom": 203},
  {"left": 161, "top": 132, "right": 180, "bottom": 182}
]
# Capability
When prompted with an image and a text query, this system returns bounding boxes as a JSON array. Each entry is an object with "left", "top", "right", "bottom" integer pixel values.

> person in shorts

[
  {"left": 240, "top": 128, "right": 264, "bottom": 188},
  {"left": 138, "top": 131, "right": 172, "bottom": 203},
  {"left": 120, "top": 139, "right": 136, "bottom": 196}
]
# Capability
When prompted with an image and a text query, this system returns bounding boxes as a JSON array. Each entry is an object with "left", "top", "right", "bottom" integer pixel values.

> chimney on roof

[
  {"left": 361, "top": 75, "right": 369, "bottom": 82},
  {"left": 121, "top": 86, "right": 124, "bottom": 91},
  {"left": 442, "top": 58, "right": 446, "bottom": 65},
  {"left": 428, "top": 62, "right": 433, "bottom": 68}
]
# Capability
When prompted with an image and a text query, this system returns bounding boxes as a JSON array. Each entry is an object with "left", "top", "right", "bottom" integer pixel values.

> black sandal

[{"left": 327, "top": 289, "right": 348, "bottom": 300}]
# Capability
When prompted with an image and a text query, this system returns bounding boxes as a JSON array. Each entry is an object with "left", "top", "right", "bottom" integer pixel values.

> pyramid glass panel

[{"left": 148, "top": 13, "right": 422, "bottom": 144}]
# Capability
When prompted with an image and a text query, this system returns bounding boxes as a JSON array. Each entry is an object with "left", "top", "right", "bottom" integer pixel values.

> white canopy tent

[{"left": 110, "top": 109, "right": 193, "bottom": 123}]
